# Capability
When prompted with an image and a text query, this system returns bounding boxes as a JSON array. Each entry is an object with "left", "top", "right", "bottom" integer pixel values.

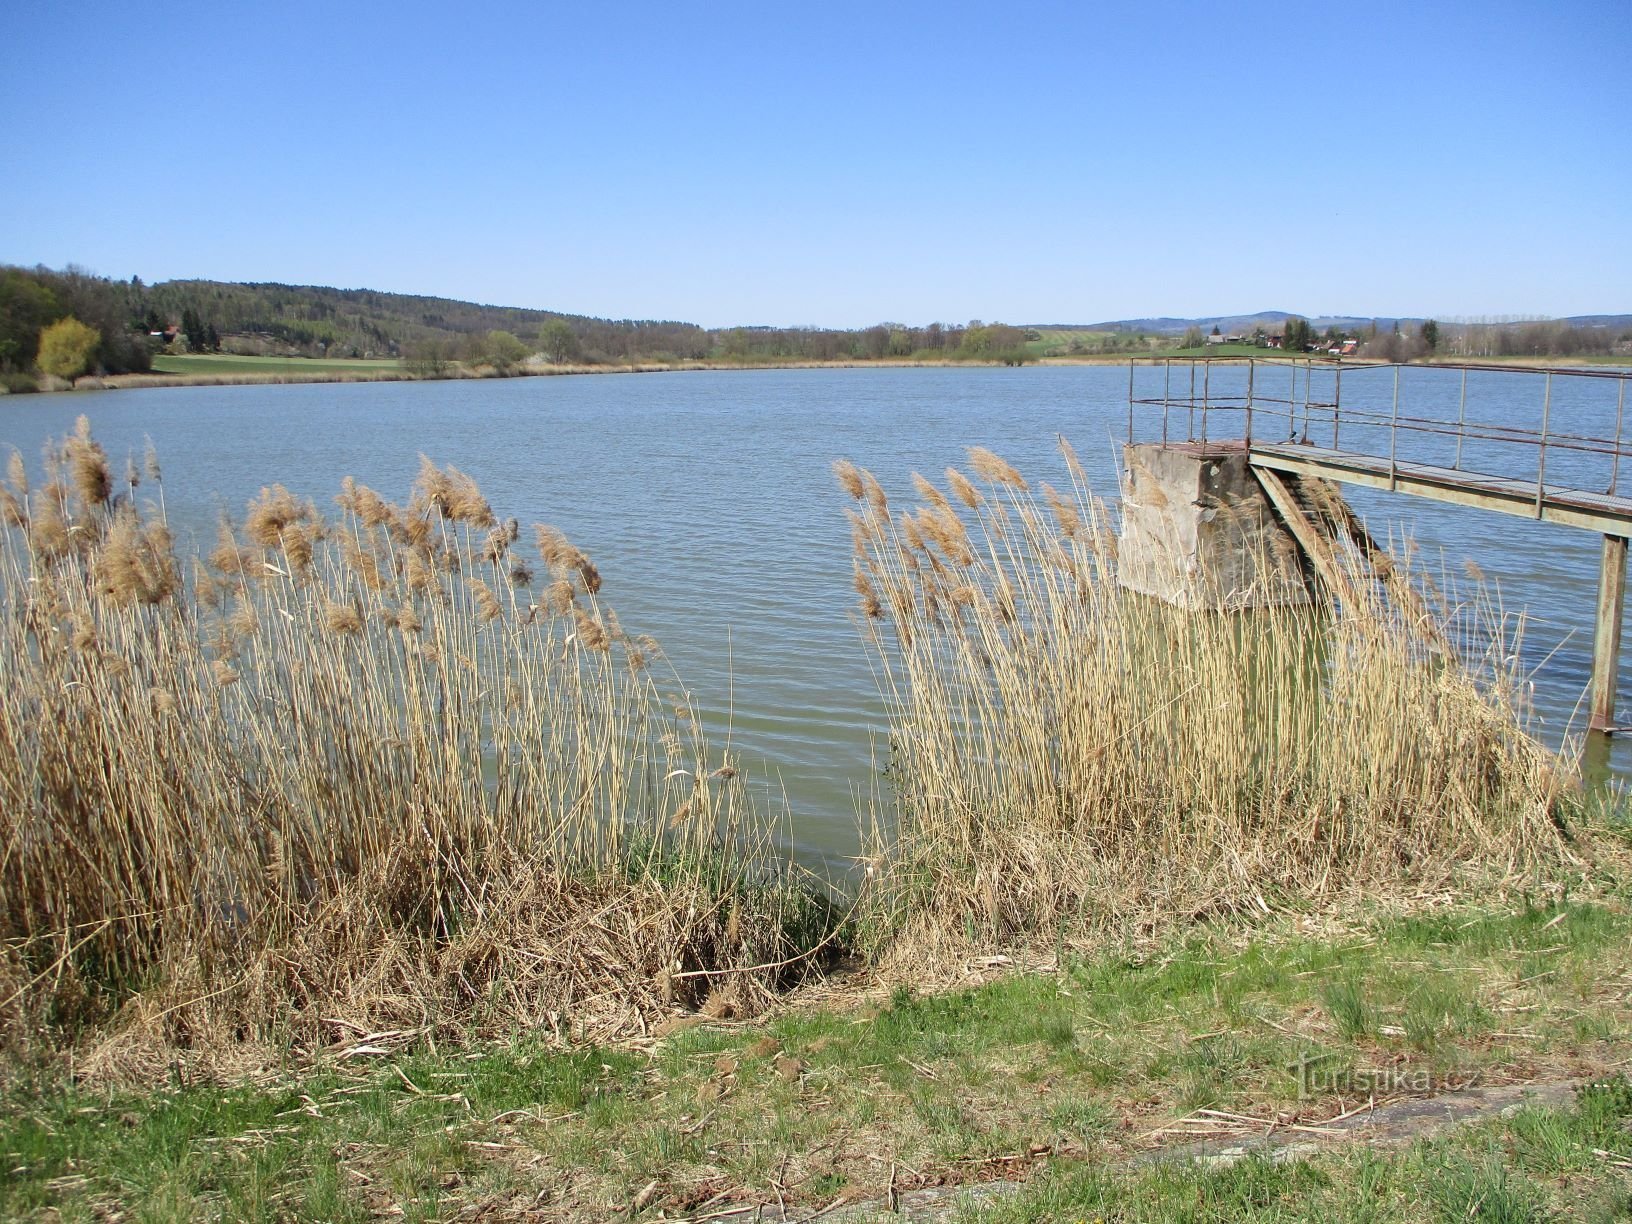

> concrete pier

[{"left": 1117, "top": 443, "right": 1313, "bottom": 611}]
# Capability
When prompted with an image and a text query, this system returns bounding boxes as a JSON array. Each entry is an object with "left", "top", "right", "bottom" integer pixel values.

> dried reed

[
  {"left": 837, "top": 443, "right": 1580, "bottom": 952},
  {"left": 0, "top": 423, "right": 827, "bottom": 1074}
]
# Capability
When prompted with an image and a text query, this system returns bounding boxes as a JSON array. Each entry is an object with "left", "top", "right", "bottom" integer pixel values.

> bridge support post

[{"left": 1590, "top": 534, "right": 1627, "bottom": 734}]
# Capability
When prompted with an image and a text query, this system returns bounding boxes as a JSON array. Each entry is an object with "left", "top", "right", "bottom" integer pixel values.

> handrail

[{"left": 1126, "top": 357, "right": 1632, "bottom": 504}]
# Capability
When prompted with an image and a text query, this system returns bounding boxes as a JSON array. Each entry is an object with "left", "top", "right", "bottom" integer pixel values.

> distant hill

[
  {"left": 142, "top": 280, "right": 710, "bottom": 362},
  {"left": 1034, "top": 312, "right": 1422, "bottom": 336},
  {"left": 1562, "top": 315, "right": 1632, "bottom": 329},
  {"left": 1037, "top": 312, "right": 1632, "bottom": 336},
  {"left": 5, "top": 262, "right": 1626, "bottom": 382}
]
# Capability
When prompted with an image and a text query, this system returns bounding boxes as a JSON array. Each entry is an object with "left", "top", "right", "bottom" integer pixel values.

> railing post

[
  {"left": 1536, "top": 372, "right": 1552, "bottom": 518},
  {"left": 1245, "top": 358, "right": 1255, "bottom": 448},
  {"left": 1614, "top": 378, "right": 1626, "bottom": 498},
  {"left": 1289, "top": 361, "right": 1298, "bottom": 440},
  {"left": 1127, "top": 360, "right": 1135, "bottom": 442},
  {"left": 1334, "top": 364, "right": 1343, "bottom": 450},
  {"left": 1201, "top": 360, "right": 1211, "bottom": 442},
  {"left": 1388, "top": 365, "right": 1400, "bottom": 491},
  {"left": 1591, "top": 533, "right": 1628, "bottom": 734},
  {"left": 1188, "top": 361, "right": 1196, "bottom": 441},
  {"left": 1454, "top": 367, "right": 1468, "bottom": 471},
  {"left": 1162, "top": 359, "right": 1171, "bottom": 444},
  {"left": 1303, "top": 360, "right": 1313, "bottom": 441}
]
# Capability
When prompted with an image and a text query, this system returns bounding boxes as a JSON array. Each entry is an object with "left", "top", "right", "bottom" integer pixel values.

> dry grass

[
  {"left": 0, "top": 419, "right": 829, "bottom": 1079},
  {"left": 0, "top": 418, "right": 1601, "bottom": 1088},
  {"left": 838, "top": 440, "right": 1584, "bottom": 953}
]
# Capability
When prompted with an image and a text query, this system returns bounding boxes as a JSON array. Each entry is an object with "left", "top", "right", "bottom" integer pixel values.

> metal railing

[{"left": 1127, "top": 357, "right": 1632, "bottom": 507}]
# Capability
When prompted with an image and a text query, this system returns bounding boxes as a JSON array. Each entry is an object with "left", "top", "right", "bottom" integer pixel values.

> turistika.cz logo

[{"left": 1288, "top": 1049, "right": 1473, "bottom": 1100}]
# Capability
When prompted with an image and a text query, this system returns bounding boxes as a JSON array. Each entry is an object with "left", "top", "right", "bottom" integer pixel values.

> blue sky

[{"left": 4, "top": 1, "right": 1628, "bottom": 327}]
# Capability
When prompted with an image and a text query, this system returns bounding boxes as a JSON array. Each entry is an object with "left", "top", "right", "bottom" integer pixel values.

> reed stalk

[
  {"left": 0, "top": 420, "right": 824, "bottom": 1073},
  {"left": 839, "top": 440, "right": 1578, "bottom": 951}
]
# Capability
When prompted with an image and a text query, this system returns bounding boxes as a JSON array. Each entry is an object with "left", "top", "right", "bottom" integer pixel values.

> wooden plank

[
  {"left": 1251, "top": 467, "right": 1355, "bottom": 604},
  {"left": 1250, "top": 446, "right": 1632, "bottom": 537},
  {"left": 1591, "top": 534, "right": 1628, "bottom": 734}
]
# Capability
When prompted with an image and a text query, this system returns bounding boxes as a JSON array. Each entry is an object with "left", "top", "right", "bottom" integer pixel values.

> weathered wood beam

[
  {"left": 1251, "top": 448, "right": 1632, "bottom": 537},
  {"left": 1591, "top": 534, "right": 1627, "bottom": 734},
  {"left": 1251, "top": 467, "right": 1356, "bottom": 605}
]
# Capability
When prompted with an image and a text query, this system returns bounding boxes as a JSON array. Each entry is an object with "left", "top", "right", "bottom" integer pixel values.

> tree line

[
  {"left": 1442, "top": 320, "right": 1629, "bottom": 359},
  {"left": 0, "top": 265, "right": 1040, "bottom": 385},
  {"left": 0, "top": 266, "right": 155, "bottom": 387},
  {"left": 6, "top": 263, "right": 1621, "bottom": 390}
]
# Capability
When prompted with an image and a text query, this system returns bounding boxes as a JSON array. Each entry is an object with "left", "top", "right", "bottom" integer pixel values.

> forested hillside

[
  {"left": 0, "top": 267, "right": 154, "bottom": 381},
  {"left": 0, "top": 265, "right": 1037, "bottom": 381},
  {"left": 5, "top": 264, "right": 1621, "bottom": 391},
  {"left": 139, "top": 280, "right": 710, "bottom": 363},
  {"left": 0, "top": 266, "right": 715, "bottom": 380}
]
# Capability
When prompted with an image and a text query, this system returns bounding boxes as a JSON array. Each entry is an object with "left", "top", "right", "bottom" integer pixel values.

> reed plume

[
  {"left": 841, "top": 440, "right": 1578, "bottom": 952},
  {"left": 0, "top": 423, "right": 823, "bottom": 1075},
  {"left": 66, "top": 415, "right": 112, "bottom": 508}
]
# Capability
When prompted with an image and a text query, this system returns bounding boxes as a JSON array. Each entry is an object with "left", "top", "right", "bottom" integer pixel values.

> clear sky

[{"left": 4, "top": 1, "right": 1628, "bottom": 328}]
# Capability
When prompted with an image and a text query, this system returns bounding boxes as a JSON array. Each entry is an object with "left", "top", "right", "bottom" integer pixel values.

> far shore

[
  {"left": 7, "top": 349, "right": 1629, "bottom": 396},
  {"left": 55, "top": 356, "right": 1015, "bottom": 393}
]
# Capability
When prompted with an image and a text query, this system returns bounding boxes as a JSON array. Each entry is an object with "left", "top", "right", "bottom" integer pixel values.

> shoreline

[
  {"left": 5, "top": 350, "right": 1626, "bottom": 395},
  {"left": 53, "top": 357, "right": 1023, "bottom": 393}
]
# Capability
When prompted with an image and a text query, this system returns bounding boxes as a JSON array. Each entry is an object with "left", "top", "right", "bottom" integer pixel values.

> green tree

[
  {"left": 181, "top": 307, "right": 208, "bottom": 352},
  {"left": 402, "top": 337, "right": 457, "bottom": 376},
  {"left": 0, "top": 269, "right": 60, "bottom": 370},
  {"left": 1181, "top": 325, "right": 1204, "bottom": 349},
  {"left": 483, "top": 330, "right": 530, "bottom": 372},
  {"left": 721, "top": 328, "right": 750, "bottom": 359},
  {"left": 36, "top": 316, "right": 101, "bottom": 380},
  {"left": 538, "top": 318, "right": 578, "bottom": 364},
  {"left": 1421, "top": 319, "right": 1440, "bottom": 351},
  {"left": 961, "top": 325, "right": 992, "bottom": 355}
]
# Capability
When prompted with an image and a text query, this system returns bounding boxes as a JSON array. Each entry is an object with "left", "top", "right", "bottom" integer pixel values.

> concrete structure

[{"left": 1117, "top": 442, "right": 1313, "bottom": 610}]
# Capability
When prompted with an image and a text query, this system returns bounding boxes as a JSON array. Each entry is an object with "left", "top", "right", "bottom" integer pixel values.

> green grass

[
  {"left": 5, "top": 897, "right": 1630, "bottom": 1220},
  {"left": 967, "top": 1082, "right": 1632, "bottom": 1222},
  {"left": 147, "top": 353, "right": 405, "bottom": 377}
]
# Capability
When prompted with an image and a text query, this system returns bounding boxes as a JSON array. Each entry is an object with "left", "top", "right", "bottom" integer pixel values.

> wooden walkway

[{"left": 1248, "top": 441, "right": 1632, "bottom": 537}]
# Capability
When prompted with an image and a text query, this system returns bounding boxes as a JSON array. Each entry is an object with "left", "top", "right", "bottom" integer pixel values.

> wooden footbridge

[{"left": 1124, "top": 357, "right": 1632, "bottom": 733}]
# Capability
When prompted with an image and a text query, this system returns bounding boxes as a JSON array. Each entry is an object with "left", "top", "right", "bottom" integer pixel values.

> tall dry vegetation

[
  {"left": 0, "top": 419, "right": 825, "bottom": 1072},
  {"left": 836, "top": 442, "right": 1580, "bottom": 951},
  {"left": 0, "top": 418, "right": 1595, "bottom": 1073}
]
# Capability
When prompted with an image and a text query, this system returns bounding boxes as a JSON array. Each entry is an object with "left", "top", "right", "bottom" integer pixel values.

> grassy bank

[
  {"left": 149, "top": 354, "right": 407, "bottom": 378},
  {"left": 11, "top": 351, "right": 1625, "bottom": 395},
  {"left": 4, "top": 893, "right": 1629, "bottom": 1219}
]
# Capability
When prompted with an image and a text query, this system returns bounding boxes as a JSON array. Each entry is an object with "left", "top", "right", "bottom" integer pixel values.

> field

[
  {"left": 1027, "top": 329, "right": 1306, "bottom": 362},
  {"left": 147, "top": 353, "right": 406, "bottom": 378}
]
